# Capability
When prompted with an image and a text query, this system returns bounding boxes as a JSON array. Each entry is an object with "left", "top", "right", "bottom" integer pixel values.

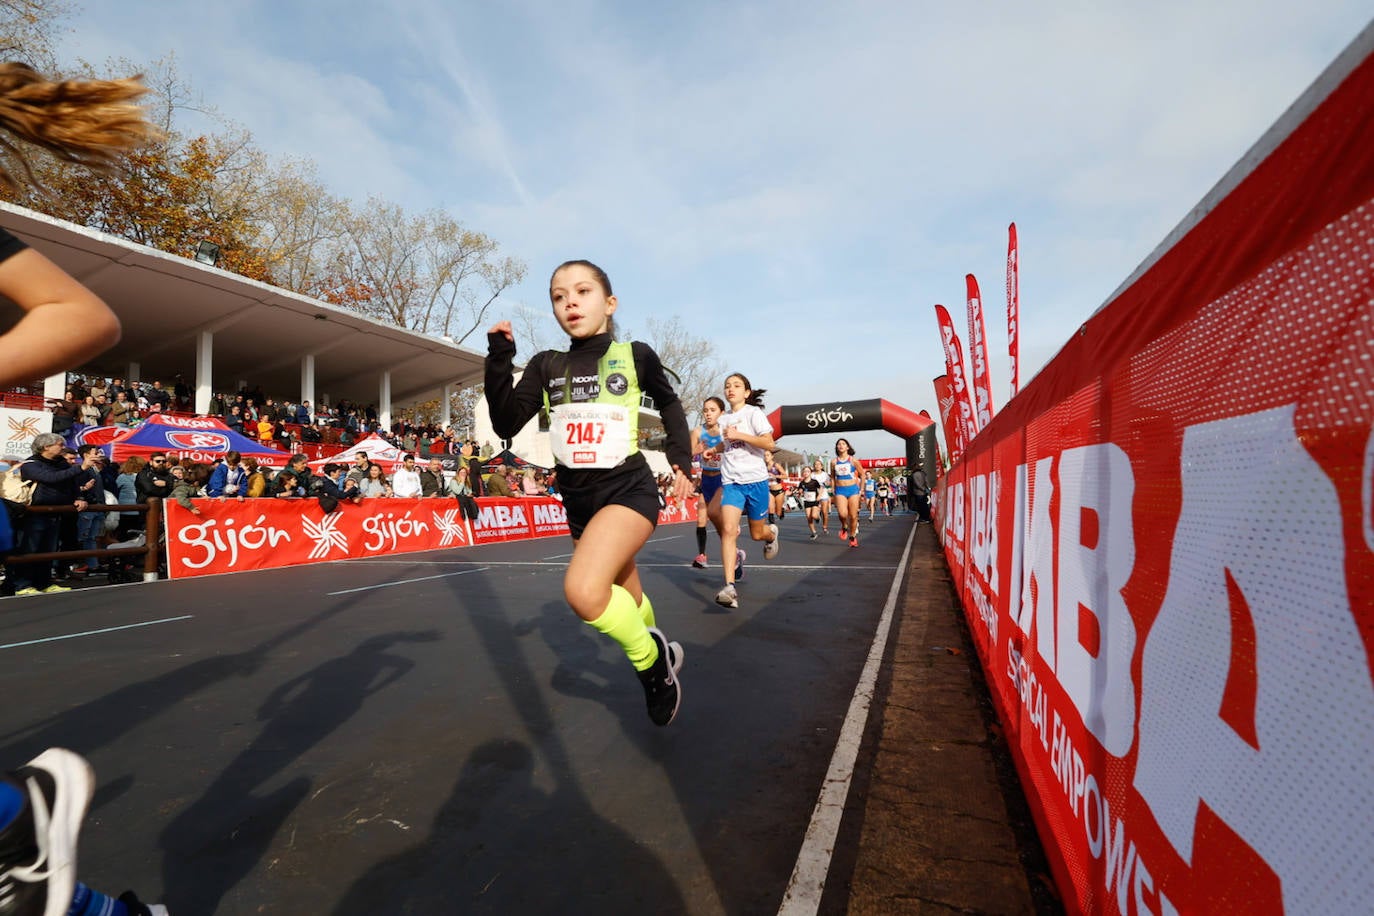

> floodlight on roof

[{"left": 193, "top": 240, "right": 220, "bottom": 266}]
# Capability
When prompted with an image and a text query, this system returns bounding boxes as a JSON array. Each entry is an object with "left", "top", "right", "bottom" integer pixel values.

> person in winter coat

[
  {"left": 134, "top": 453, "right": 174, "bottom": 504},
  {"left": 168, "top": 463, "right": 209, "bottom": 516},
  {"left": 11, "top": 433, "right": 100, "bottom": 594},
  {"left": 419, "top": 457, "right": 447, "bottom": 497},
  {"left": 115, "top": 456, "right": 145, "bottom": 537},
  {"left": 244, "top": 458, "right": 270, "bottom": 498},
  {"left": 205, "top": 451, "right": 248, "bottom": 499}
]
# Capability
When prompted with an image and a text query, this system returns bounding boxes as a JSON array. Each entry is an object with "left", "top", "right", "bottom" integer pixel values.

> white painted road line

[
  {"left": 354, "top": 559, "right": 895, "bottom": 572},
  {"left": 0, "top": 615, "right": 195, "bottom": 651},
  {"left": 777, "top": 524, "right": 916, "bottom": 915},
  {"left": 327, "top": 567, "right": 489, "bottom": 595}
]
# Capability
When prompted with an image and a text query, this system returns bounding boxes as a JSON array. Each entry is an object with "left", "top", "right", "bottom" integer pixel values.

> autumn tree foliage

[
  {"left": 0, "top": 0, "right": 68, "bottom": 69},
  {"left": 311, "top": 197, "right": 525, "bottom": 343},
  {"left": 0, "top": 14, "right": 526, "bottom": 345},
  {"left": 3, "top": 128, "right": 276, "bottom": 282}
]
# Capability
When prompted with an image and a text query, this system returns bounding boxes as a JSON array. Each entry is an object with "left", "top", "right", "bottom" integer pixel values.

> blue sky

[{"left": 56, "top": 1, "right": 1370, "bottom": 460}]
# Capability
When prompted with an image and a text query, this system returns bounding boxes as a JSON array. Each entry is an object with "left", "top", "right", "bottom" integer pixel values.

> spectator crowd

[
  {"left": 0, "top": 423, "right": 565, "bottom": 598},
  {"left": 40, "top": 371, "right": 508, "bottom": 464}
]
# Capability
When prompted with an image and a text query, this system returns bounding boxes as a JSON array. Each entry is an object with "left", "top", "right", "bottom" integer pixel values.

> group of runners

[
  {"left": 691, "top": 432, "right": 908, "bottom": 564},
  {"left": 485, "top": 256, "right": 933, "bottom": 729}
]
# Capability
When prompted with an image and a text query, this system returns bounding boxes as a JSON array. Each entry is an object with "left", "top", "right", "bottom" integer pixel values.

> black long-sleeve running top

[{"left": 485, "top": 331, "right": 693, "bottom": 491}]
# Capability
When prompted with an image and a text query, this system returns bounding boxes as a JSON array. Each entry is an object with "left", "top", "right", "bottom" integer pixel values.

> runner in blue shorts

[
  {"left": 709, "top": 373, "right": 780, "bottom": 608},
  {"left": 830, "top": 438, "right": 866, "bottom": 548},
  {"left": 690, "top": 396, "right": 725, "bottom": 568}
]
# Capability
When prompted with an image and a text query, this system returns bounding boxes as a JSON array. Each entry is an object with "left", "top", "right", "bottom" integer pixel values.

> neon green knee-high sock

[
  {"left": 588, "top": 584, "right": 658, "bottom": 671},
  {"left": 638, "top": 592, "right": 656, "bottom": 628}
]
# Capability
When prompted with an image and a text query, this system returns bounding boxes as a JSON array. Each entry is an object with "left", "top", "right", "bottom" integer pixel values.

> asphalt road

[{"left": 0, "top": 511, "right": 916, "bottom": 915}]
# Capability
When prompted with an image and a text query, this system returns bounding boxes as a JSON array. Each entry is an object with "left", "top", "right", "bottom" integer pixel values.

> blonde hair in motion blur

[{"left": 0, "top": 62, "right": 158, "bottom": 192}]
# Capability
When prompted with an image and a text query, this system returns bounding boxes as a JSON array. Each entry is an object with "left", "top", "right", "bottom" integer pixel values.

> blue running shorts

[
  {"left": 700, "top": 471, "right": 722, "bottom": 504},
  {"left": 720, "top": 480, "right": 770, "bottom": 521}
]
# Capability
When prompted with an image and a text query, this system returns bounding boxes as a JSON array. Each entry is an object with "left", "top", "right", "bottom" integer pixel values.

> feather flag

[
  {"left": 932, "top": 375, "right": 959, "bottom": 465},
  {"left": 934, "top": 304, "right": 976, "bottom": 456},
  {"left": 965, "top": 274, "right": 995, "bottom": 431},
  {"left": 1007, "top": 222, "right": 1020, "bottom": 398}
]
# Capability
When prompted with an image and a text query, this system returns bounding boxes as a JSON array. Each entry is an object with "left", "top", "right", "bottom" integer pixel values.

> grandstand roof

[{"left": 0, "top": 203, "right": 489, "bottom": 407}]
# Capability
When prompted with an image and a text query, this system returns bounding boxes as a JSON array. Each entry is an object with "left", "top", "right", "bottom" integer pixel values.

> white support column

[
  {"left": 441, "top": 384, "right": 452, "bottom": 429},
  {"left": 379, "top": 371, "right": 392, "bottom": 432},
  {"left": 43, "top": 373, "right": 66, "bottom": 401},
  {"left": 300, "top": 354, "right": 316, "bottom": 409},
  {"left": 195, "top": 331, "right": 214, "bottom": 415}
]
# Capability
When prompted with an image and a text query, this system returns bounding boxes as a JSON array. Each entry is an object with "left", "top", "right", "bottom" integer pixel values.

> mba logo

[
  {"left": 533, "top": 503, "right": 566, "bottom": 526},
  {"left": 477, "top": 503, "right": 527, "bottom": 529},
  {"left": 532, "top": 502, "right": 568, "bottom": 533}
]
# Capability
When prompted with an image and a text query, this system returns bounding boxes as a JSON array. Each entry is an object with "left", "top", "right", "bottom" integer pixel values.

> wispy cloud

[
  {"left": 392, "top": 0, "right": 535, "bottom": 207},
  {"left": 51, "top": 0, "right": 1373, "bottom": 457}
]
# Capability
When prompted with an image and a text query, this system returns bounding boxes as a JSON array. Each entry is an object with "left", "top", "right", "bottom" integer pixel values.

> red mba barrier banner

[
  {"left": 165, "top": 497, "right": 478, "bottom": 576},
  {"left": 935, "top": 33, "right": 1374, "bottom": 916},
  {"left": 167, "top": 495, "right": 692, "bottom": 577}
]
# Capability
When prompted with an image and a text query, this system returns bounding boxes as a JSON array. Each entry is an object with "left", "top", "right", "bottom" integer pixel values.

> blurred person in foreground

[{"left": 0, "top": 61, "right": 170, "bottom": 915}]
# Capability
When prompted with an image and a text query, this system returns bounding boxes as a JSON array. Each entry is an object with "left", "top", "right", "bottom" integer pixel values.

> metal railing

[{"left": 3, "top": 498, "right": 163, "bottom": 583}]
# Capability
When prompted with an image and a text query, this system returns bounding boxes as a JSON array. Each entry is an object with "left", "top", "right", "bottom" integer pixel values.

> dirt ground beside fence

[{"left": 833, "top": 522, "right": 1063, "bottom": 915}]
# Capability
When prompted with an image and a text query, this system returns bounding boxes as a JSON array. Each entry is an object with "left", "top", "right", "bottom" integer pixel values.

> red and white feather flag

[
  {"left": 1006, "top": 222, "right": 1020, "bottom": 399},
  {"left": 932, "top": 375, "right": 958, "bottom": 466},
  {"left": 934, "top": 304, "right": 976, "bottom": 456},
  {"left": 965, "top": 274, "right": 995, "bottom": 431}
]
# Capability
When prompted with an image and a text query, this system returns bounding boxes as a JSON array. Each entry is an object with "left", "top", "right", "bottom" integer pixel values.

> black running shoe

[
  {"left": 0, "top": 748, "right": 94, "bottom": 916},
  {"left": 636, "top": 628, "right": 682, "bottom": 726},
  {"left": 118, "top": 889, "right": 170, "bottom": 915}
]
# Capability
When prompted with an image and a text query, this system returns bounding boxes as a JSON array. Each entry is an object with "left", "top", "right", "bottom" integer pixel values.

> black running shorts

[{"left": 559, "top": 461, "right": 662, "bottom": 540}]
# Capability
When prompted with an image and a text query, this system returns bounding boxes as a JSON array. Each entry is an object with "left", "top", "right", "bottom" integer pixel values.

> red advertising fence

[
  {"left": 165, "top": 496, "right": 694, "bottom": 578},
  {"left": 934, "top": 30, "right": 1373, "bottom": 916}
]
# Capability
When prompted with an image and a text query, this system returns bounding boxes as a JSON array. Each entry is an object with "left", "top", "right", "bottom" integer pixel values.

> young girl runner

[
  {"left": 876, "top": 475, "right": 893, "bottom": 516},
  {"left": 766, "top": 452, "right": 785, "bottom": 524},
  {"left": 830, "top": 437, "right": 866, "bottom": 548},
  {"left": 798, "top": 465, "right": 822, "bottom": 539},
  {"left": 811, "top": 457, "right": 832, "bottom": 535},
  {"left": 863, "top": 472, "right": 878, "bottom": 521},
  {"left": 690, "top": 396, "right": 725, "bottom": 568},
  {"left": 709, "top": 373, "right": 780, "bottom": 608},
  {"left": 485, "top": 260, "right": 693, "bottom": 726}
]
